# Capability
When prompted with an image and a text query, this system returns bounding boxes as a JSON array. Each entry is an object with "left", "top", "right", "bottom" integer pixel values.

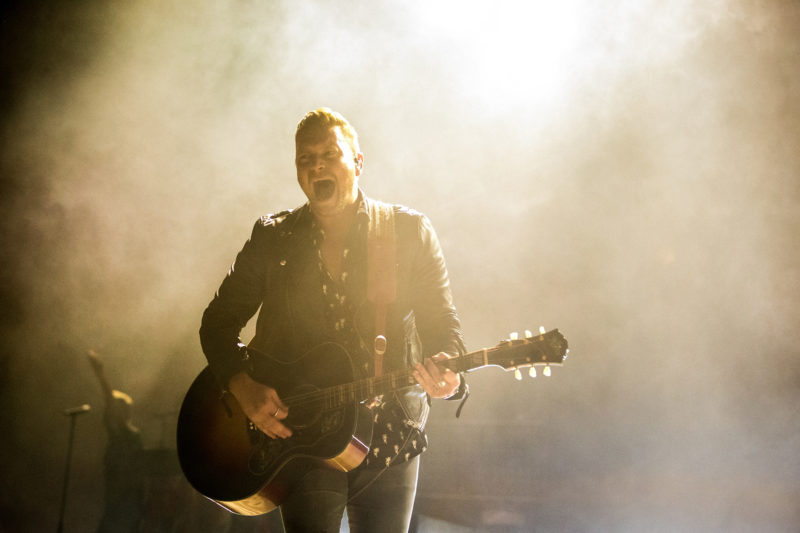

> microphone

[{"left": 63, "top": 404, "right": 91, "bottom": 416}]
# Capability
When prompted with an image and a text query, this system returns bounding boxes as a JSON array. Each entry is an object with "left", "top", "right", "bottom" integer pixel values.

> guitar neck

[
  {"left": 98, "top": 378, "right": 114, "bottom": 404},
  {"left": 87, "top": 354, "right": 115, "bottom": 404},
  {"left": 290, "top": 333, "right": 566, "bottom": 409}
]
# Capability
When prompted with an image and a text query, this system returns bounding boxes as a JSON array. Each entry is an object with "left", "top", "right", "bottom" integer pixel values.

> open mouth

[{"left": 313, "top": 179, "right": 335, "bottom": 201}]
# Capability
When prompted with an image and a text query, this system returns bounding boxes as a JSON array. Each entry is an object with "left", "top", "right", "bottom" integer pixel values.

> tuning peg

[
  {"left": 543, "top": 365, "right": 551, "bottom": 377},
  {"left": 524, "top": 329, "right": 533, "bottom": 339},
  {"left": 528, "top": 366, "right": 537, "bottom": 378},
  {"left": 539, "top": 326, "right": 546, "bottom": 335},
  {"left": 509, "top": 331, "right": 519, "bottom": 340},
  {"left": 514, "top": 369, "right": 522, "bottom": 381}
]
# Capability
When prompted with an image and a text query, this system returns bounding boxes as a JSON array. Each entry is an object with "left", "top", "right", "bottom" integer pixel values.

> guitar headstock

[{"left": 490, "top": 328, "right": 569, "bottom": 379}]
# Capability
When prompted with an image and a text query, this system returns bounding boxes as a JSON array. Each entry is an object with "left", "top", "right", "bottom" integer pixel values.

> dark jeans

[{"left": 279, "top": 456, "right": 420, "bottom": 533}]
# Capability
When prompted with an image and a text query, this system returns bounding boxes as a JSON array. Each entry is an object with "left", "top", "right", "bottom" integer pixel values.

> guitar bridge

[{"left": 248, "top": 439, "right": 283, "bottom": 475}]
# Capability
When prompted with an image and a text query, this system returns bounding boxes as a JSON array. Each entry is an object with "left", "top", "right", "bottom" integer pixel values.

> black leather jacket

[{"left": 199, "top": 194, "right": 466, "bottom": 428}]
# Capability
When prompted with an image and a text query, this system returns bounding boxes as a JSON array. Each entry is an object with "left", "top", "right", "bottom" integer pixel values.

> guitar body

[{"left": 177, "top": 343, "right": 373, "bottom": 515}]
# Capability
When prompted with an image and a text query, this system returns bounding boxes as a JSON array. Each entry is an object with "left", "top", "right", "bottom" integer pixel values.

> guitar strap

[
  {"left": 364, "top": 201, "right": 470, "bottom": 419},
  {"left": 366, "top": 200, "right": 396, "bottom": 378}
]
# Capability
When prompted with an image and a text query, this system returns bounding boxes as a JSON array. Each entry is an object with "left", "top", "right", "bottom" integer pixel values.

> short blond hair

[{"left": 296, "top": 107, "right": 360, "bottom": 154}]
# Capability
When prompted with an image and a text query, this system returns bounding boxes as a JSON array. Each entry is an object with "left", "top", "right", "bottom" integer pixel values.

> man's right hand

[{"left": 227, "top": 372, "right": 292, "bottom": 439}]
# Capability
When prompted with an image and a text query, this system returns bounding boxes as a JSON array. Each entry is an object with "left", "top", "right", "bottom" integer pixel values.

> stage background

[{"left": 2, "top": 1, "right": 798, "bottom": 531}]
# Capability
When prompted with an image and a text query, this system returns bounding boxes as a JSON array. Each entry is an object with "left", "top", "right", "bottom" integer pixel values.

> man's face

[{"left": 295, "top": 126, "right": 362, "bottom": 218}]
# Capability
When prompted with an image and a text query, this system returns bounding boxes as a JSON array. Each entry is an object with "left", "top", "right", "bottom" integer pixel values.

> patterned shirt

[{"left": 310, "top": 199, "right": 427, "bottom": 469}]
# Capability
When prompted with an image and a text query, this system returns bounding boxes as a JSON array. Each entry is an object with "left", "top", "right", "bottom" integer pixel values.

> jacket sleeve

[
  {"left": 410, "top": 214, "right": 469, "bottom": 402},
  {"left": 410, "top": 214, "right": 467, "bottom": 358},
  {"left": 199, "top": 219, "right": 271, "bottom": 387}
]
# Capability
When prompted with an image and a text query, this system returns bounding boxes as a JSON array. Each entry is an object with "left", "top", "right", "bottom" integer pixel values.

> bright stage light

[{"left": 411, "top": 0, "right": 582, "bottom": 110}]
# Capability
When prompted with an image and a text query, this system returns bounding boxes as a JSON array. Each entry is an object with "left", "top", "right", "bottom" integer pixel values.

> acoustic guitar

[{"left": 177, "top": 328, "right": 568, "bottom": 515}]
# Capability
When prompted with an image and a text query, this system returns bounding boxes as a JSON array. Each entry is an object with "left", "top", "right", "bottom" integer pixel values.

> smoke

[{"left": 2, "top": 0, "right": 798, "bottom": 530}]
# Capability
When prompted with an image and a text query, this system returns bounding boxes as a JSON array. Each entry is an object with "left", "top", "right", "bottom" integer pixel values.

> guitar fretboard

[{"left": 283, "top": 332, "right": 566, "bottom": 410}]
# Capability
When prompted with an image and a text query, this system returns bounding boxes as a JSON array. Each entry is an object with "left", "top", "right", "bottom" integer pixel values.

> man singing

[{"left": 200, "top": 108, "right": 467, "bottom": 532}]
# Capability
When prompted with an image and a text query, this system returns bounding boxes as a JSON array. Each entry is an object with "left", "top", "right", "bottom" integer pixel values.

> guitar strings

[
  {"left": 275, "top": 338, "right": 559, "bottom": 410},
  {"left": 278, "top": 350, "right": 487, "bottom": 409},
  {"left": 280, "top": 368, "right": 415, "bottom": 409}
]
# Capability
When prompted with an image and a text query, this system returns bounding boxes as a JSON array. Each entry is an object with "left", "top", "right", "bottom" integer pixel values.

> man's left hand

[{"left": 413, "top": 352, "right": 461, "bottom": 399}]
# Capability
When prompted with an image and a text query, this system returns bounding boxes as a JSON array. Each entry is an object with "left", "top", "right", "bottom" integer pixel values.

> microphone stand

[{"left": 57, "top": 404, "right": 91, "bottom": 533}]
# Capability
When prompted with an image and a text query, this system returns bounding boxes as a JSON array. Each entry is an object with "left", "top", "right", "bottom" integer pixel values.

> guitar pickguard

[
  {"left": 247, "top": 403, "right": 349, "bottom": 476},
  {"left": 320, "top": 407, "right": 345, "bottom": 435}
]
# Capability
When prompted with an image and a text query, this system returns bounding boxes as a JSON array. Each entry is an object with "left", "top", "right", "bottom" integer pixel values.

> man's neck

[
  {"left": 313, "top": 200, "right": 359, "bottom": 280},
  {"left": 313, "top": 201, "right": 359, "bottom": 242}
]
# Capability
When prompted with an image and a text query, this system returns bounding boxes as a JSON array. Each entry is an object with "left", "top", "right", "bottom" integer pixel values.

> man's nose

[{"left": 310, "top": 155, "right": 325, "bottom": 170}]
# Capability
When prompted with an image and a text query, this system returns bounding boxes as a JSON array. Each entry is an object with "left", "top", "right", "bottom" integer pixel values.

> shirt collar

[
  {"left": 355, "top": 188, "right": 370, "bottom": 222},
  {"left": 308, "top": 189, "right": 370, "bottom": 240}
]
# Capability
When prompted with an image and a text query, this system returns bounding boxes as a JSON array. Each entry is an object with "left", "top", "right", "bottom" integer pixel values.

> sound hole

[{"left": 285, "top": 384, "right": 323, "bottom": 430}]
